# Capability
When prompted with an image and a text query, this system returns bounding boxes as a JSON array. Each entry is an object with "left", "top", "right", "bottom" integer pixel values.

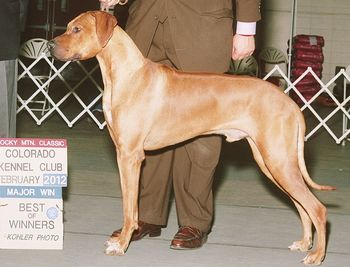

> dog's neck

[
  {"left": 95, "top": 26, "right": 147, "bottom": 119},
  {"left": 96, "top": 26, "right": 145, "bottom": 85}
]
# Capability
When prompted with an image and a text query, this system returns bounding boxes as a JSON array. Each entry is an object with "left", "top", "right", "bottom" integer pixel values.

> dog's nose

[{"left": 47, "top": 40, "right": 55, "bottom": 52}]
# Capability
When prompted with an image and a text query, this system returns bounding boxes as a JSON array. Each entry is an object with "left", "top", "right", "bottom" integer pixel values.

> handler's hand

[
  {"left": 99, "top": 0, "right": 127, "bottom": 9},
  {"left": 231, "top": 34, "right": 255, "bottom": 60}
]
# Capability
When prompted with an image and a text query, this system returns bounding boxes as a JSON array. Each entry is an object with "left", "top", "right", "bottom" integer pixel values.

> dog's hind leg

[
  {"left": 261, "top": 148, "right": 327, "bottom": 265},
  {"left": 271, "top": 167, "right": 326, "bottom": 265},
  {"left": 246, "top": 138, "right": 313, "bottom": 252},
  {"left": 248, "top": 138, "right": 326, "bottom": 264}
]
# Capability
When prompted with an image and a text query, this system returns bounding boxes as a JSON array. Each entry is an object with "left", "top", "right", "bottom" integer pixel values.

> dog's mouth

[
  {"left": 63, "top": 53, "right": 81, "bottom": 62},
  {"left": 50, "top": 49, "right": 81, "bottom": 62}
]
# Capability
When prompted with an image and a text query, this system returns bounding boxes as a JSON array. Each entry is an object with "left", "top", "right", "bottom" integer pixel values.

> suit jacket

[
  {"left": 0, "top": 0, "right": 20, "bottom": 60},
  {"left": 125, "top": 0, "right": 261, "bottom": 72}
]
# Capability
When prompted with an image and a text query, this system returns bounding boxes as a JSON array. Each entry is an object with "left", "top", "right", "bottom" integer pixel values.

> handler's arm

[{"left": 232, "top": 0, "right": 261, "bottom": 60}]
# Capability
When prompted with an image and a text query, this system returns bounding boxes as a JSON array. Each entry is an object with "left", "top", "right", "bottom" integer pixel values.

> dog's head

[{"left": 48, "top": 11, "right": 117, "bottom": 61}]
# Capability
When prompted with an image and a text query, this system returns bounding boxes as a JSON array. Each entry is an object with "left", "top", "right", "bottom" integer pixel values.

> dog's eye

[{"left": 72, "top": 26, "right": 81, "bottom": 33}]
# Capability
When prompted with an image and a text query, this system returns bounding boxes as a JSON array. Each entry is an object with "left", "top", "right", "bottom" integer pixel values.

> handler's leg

[
  {"left": 137, "top": 18, "right": 180, "bottom": 226},
  {"left": 138, "top": 149, "right": 174, "bottom": 225},
  {"left": 111, "top": 148, "right": 174, "bottom": 240},
  {"left": 171, "top": 135, "right": 222, "bottom": 249}
]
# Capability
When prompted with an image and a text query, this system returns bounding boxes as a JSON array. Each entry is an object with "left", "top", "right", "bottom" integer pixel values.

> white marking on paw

[
  {"left": 288, "top": 242, "right": 300, "bottom": 251},
  {"left": 288, "top": 240, "right": 312, "bottom": 252},
  {"left": 104, "top": 240, "right": 124, "bottom": 256}
]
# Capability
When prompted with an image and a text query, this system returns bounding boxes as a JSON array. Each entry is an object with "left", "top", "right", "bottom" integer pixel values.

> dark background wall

[{"left": 22, "top": 0, "right": 130, "bottom": 40}]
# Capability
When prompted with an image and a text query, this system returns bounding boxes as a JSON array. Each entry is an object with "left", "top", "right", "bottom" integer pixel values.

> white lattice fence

[
  {"left": 17, "top": 53, "right": 106, "bottom": 129},
  {"left": 17, "top": 54, "right": 350, "bottom": 144},
  {"left": 264, "top": 65, "right": 350, "bottom": 144}
]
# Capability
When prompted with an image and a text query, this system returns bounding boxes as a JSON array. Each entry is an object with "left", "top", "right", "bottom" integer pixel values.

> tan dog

[{"left": 49, "top": 11, "right": 335, "bottom": 265}]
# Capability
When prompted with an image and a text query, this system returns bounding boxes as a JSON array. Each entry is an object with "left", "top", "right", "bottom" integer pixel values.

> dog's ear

[{"left": 91, "top": 11, "right": 118, "bottom": 48}]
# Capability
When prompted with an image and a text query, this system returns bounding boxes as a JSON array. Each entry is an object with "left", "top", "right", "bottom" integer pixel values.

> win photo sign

[{"left": 0, "top": 138, "right": 67, "bottom": 250}]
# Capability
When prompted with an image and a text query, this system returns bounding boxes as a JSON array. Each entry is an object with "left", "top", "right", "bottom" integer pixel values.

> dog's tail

[{"left": 297, "top": 117, "right": 336, "bottom": 191}]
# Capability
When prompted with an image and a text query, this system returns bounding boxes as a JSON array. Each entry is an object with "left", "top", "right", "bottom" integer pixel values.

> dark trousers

[{"left": 136, "top": 18, "right": 222, "bottom": 233}]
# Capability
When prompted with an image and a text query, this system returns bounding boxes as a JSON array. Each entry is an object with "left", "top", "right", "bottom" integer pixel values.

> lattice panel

[{"left": 17, "top": 53, "right": 106, "bottom": 129}]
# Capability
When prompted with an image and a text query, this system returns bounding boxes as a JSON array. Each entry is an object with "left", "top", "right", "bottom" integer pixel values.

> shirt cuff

[{"left": 236, "top": 21, "right": 256, "bottom": 35}]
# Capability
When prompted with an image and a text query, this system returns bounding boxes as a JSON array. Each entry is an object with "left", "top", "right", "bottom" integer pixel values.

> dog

[{"left": 48, "top": 11, "right": 335, "bottom": 265}]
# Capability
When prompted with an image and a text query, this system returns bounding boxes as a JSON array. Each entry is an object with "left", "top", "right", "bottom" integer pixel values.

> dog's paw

[
  {"left": 288, "top": 239, "right": 312, "bottom": 252},
  {"left": 104, "top": 240, "right": 125, "bottom": 256}
]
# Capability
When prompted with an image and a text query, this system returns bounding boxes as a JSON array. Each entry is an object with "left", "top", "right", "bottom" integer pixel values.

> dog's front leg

[{"left": 104, "top": 148, "right": 144, "bottom": 255}]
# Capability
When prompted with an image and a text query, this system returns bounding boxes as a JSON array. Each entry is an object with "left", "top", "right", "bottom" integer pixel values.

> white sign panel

[
  {"left": 0, "top": 138, "right": 67, "bottom": 187},
  {"left": 0, "top": 186, "right": 63, "bottom": 249}
]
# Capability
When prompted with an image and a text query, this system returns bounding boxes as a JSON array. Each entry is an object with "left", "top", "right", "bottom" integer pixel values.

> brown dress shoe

[
  {"left": 170, "top": 226, "right": 207, "bottom": 250},
  {"left": 111, "top": 220, "right": 161, "bottom": 241}
]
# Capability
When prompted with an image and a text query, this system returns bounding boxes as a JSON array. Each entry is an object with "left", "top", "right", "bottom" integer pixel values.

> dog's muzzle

[{"left": 47, "top": 40, "right": 55, "bottom": 54}]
